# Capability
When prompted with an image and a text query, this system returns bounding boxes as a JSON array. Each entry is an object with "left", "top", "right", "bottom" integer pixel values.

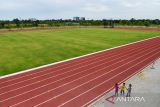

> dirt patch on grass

[
  {"left": 114, "top": 26, "right": 160, "bottom": 31},
  {"left": 0, "top": 26, "right": 160, "bottom": 33},
  {"left": 0, "top": 27, "right": 76, "bottom": 33}
]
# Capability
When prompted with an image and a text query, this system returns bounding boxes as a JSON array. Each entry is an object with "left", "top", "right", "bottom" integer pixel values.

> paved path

[{"left": 90, "top": 59, "right": 160, "bottom": 107}]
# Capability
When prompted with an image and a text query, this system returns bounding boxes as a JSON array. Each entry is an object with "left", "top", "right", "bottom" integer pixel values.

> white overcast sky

[{"left": 0, "top": 0, "right": 160, "bottom": 20}]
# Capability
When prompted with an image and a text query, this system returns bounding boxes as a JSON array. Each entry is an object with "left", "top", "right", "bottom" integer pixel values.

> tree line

[{"left": 0, "top": 18, "right": 160, "bottom": 29}]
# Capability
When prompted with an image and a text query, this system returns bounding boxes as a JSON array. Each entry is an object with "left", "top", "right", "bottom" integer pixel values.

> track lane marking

[
  {"left": 1, "top": 36, "right": 159, "bottom": 83},
  {"left": 0, "top": 43, "right": 157, "bottom": 101},
  {"left": 56, "top": 52, "right": 160, "bottom": 107},
  {"left": 0, "top": 44, "right": 149, "bottom": 95},
  {"left": 9, "top": 45, "right": 160, "bottom": 107},
  {"left": 1, "top": 40, "right": 155, "bottom": 89}
]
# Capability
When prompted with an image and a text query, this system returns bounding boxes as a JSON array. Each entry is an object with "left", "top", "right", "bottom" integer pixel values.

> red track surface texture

[{"left": 0, "top": 37, "right": 160, "bottom": 107}]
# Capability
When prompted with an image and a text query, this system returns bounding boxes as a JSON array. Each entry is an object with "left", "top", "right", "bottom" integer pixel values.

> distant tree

[
  {"left": 153, "top": 19, "right": 160, "bottom": 25},
  {"left": 103, "top": 19, "right": 108, "bottom": 28},
  {"left": 13, "top": 18, "right": 20, "bottom": 28},
  {"left": 34, "top": 20, "right": 40, "bottom": 27},
  {"left": 144, "top": 20, "right": 150, "bottom": 27},
  {"left": 110, "top": 20, "right": 114, "bottom": 28},
  {"left": 130, "top": 18, "right": 136, "bottom": 26},
  {"left": 0, "top": 21, "right": 5, "bottom": 29}
]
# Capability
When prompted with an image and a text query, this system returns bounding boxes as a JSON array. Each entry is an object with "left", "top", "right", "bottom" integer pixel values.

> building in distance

[{"left": 73, "top": 17, "right": 85, "bottom": 21}]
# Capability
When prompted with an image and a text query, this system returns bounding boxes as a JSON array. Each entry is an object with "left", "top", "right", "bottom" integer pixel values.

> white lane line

[
  {"left": 85, "top": 58, "right": 160, "bottom": 107},
  {"left": 57, "top": 52, "right": 160, "bottom": 107},
  {"left": 0, "top": 51, "right": 117, "bottom": 84},
  {"left": 0, "top": 40, "right": 128, "bottom": 82},
  {"left": 0, "top": 52, "right": 128, "bottom": 89},
  {"left": 1, "top": 36, "right": 159, "bottom": 81},
  {"left": 0, "top": 44, "right": 154, "bottom": 101},
  {"left": 10, "top": 46, "right": 160, "bottom": 107},
  {"left": 0, "top": 41, "right": 156, "bottom": 95},
  {"left": 0, "top": 47, "right": 119, "bottom": 83},
  {"left": 0, "top": 45, "right": 146, "bottom": 96},
  {"left": 0, "top": 42, "right": 149, "bottom": 89}
]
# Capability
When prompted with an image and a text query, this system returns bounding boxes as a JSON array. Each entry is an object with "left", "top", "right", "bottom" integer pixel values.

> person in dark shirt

[{"left": 126, "top": 84, "right": 132, "bottom": 97}]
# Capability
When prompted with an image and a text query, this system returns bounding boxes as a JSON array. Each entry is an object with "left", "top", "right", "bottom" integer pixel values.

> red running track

[{"left": 0, "top": 37, "right": 160, "bottom": 107}]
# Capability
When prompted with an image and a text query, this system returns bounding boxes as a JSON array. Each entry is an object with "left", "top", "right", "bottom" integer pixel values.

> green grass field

[{"left": 0, "top": 28, "right": 160, "bottom": 76}]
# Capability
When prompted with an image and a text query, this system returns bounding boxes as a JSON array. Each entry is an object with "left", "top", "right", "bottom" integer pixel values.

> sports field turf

[{"left": 0, "top": 28, "right": 160, "bottom": 76}]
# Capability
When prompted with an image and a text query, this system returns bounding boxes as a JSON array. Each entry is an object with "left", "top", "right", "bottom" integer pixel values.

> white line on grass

[
  {"left": 1, "top": 43, "right": 157, "bottom": 101},
  {"left": 0, "top": 44, "right": 151, "bottom": 96},
  {"left": 0, "top": 40, "right": 154, "bottom": 89},
  {"left": 0, "top": 40, "right": 140, "bottom": 85},
  {"left": 1, "top": 36, "right": 159, "bottom": 80}
]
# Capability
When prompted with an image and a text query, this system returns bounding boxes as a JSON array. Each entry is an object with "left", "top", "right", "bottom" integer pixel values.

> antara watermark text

[{"left": 116, "top": 97, "right": 146, "bottom": 102}]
